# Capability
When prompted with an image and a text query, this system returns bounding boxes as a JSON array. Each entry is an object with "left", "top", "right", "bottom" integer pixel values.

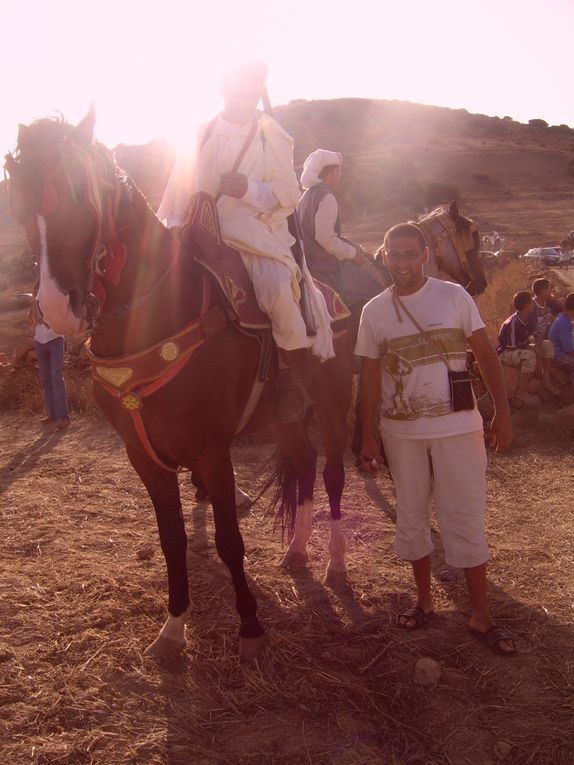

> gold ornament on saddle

[
  {"left": 159, "top": 342, "right": 180, "bottom": 362},
  {"left": 95, "top": 365, "right": 134, "bottom": 388},
  {"left": 121, "top": 393, "right": 142, "bottom": 411}
]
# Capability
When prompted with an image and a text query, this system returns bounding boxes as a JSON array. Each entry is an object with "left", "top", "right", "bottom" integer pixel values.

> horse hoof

[
  {"left": 144, "top": 635, "right": 186, "bottom": 659},
  {"left": 280, "top": 551, "right": 309, "bottom": 569},
  {"left": 323, "top": 566, "right": 348, "bottom": 588},
  {"left": 239, "top": 634, "right": 266, "bottom": 663}
]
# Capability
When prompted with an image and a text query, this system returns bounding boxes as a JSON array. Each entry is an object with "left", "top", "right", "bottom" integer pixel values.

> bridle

[
  {"left": 4, "top": 131, "right": 128, "bottom": 326},
  {"left": 414, "top": 207, "right": 481, "bottom": 294}
]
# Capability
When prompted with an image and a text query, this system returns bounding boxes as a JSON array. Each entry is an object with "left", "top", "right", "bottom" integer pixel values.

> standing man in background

[{"left": 32, "top": 301, "right": 70, "bottom": 430}]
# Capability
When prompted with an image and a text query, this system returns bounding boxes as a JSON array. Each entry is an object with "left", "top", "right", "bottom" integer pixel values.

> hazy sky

[{"left": 2, "top": 0, "right": 572, "bottom": 153}]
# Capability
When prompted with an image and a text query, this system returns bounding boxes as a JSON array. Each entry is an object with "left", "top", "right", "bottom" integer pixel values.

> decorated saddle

[{"left": 184, "top": 192, "right": 349, "bottom": 330}]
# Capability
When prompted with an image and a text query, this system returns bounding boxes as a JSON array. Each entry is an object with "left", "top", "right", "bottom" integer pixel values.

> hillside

[{"left": 2, "top": 97, "right": 574, "bottom": 288}]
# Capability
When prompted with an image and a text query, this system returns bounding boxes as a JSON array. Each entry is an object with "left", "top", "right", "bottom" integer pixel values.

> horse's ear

[
  {"left": 73, "top": 103, "right": 96, "bottom": 147},
  {"left": 449, "top": 200, "right": 459, "bottom": 220}
]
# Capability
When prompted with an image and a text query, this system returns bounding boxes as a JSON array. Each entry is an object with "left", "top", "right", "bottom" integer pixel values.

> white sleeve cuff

[{"left": 243, "top": 180, "right": 279, "bottom": 212}]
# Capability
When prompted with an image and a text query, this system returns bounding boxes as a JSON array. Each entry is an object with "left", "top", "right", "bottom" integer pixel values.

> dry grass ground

[{"left": 1, "top": 260, "right": 573, "bottom": 765}]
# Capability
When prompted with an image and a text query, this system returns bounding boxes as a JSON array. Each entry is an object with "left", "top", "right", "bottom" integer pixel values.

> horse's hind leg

[
  {"left": 197, "top": 449, "right": 265, "bottom": 661},
  {"left": 275, "top": 420, "right": 317, "bottom": 569},
  {"left": 126, "top": 447, "right": 191, "bottom": 659},
  {"left": 314, "top": 355, "right": 353, "bottom": 585},
  {"left": 319, "top": 416, "right": 348, "bottom": 586},
  {"left": 191, "top": 470, "right": 252, "bottom": 509}
]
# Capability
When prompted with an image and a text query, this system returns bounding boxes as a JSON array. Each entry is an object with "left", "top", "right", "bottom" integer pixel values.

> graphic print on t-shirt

[{"left": 382, "top": 327, "right": 467, "bottom": 420}]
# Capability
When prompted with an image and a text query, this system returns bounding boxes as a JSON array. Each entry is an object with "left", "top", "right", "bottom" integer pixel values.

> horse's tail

[
  {"left": 264, "top": 412, "right": 317, "bottom": 539},
  {"left": 267, "top": 448, "right": 299, "bottom": 540}
]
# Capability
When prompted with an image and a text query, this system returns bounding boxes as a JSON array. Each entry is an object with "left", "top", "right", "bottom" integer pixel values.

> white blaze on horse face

[{"left": 36, "top": 215, "right": 88, "bottom": 335}]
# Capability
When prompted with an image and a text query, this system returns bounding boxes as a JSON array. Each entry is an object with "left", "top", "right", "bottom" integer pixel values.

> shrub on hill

[
  {"left": 472, "top": 173, "right": 495, "bottom": 185},
  {"left": 550, "top": 124, "right": 574, "bottom": 135},
  {"left": 528, "top": 118, "right": 549, "bottom": 129},
  {"left": 567, "top": 158, "right": 574, "bottom": 177}
]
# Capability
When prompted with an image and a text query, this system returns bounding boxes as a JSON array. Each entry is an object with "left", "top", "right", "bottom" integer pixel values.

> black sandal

[
  {"left": 470, "top": 625, "right": 517, "bottom": 656},
  {"left": 398, "top": 606, "right": 434, "bottom": 630}
]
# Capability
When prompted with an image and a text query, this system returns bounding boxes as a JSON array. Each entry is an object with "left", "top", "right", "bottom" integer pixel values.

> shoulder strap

[
  {"left": 203, "top": 116, "right": 259, "bottom": 204},
  {"left": 392, "top": 287, "right": 452, "bottom": 371}
]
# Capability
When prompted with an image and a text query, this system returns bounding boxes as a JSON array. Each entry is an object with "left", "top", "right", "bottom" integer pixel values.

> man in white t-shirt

[{"left": 355, "top": 222, "right": 516, "bottom": 655}]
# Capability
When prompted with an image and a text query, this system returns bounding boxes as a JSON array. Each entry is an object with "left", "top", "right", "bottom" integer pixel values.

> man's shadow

[{"left": 0, "top": 427, "right": 68, "bottom": 498}]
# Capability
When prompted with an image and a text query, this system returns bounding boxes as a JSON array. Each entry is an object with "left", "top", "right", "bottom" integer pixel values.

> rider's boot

[{"left": 274, "top": 347, "right": 313, "bottom": 424}]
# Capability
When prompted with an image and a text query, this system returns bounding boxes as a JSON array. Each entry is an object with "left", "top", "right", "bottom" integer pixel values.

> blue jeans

[{"left": 35, "top": 337, "right": 69, "bottom": 420}]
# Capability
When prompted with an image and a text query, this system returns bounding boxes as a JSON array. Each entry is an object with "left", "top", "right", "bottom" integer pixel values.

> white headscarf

[
  {"left": 300, "top": 149, "right": 342, "bottom": 189},
  {"left": 221, "top": 58, "right": 268, "bottom": 94}
]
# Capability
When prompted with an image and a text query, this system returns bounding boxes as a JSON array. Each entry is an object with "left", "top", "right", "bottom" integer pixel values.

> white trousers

[
  {"left": 240, "top": 251, "right": 334, "bottom": 361},
  {"left": 241, "top": 252, "right": 310, "bottom": 351},
  {"left": 381, "top": 430, "right": 490, "bottom": 569}
]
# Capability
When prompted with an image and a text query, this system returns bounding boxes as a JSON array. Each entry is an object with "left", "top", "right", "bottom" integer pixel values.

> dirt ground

[
  {"left": 1, "top": 101, "right": 574, "bottom": 765},
  {"left": 1, "top": 400, "right": 573, "bottom": 764}
]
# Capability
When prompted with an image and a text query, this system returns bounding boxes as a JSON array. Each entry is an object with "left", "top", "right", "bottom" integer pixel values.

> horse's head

[
  {"left": 4, "top": 106, "right": 122, "bottom": 334},
  {"left": 416, "top": 201, "right": 487, "bottom": 296}
]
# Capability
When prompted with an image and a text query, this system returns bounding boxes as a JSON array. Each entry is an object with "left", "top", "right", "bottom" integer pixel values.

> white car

[{"left": 522, "top": 247, "right": 564, "bottom": 264}]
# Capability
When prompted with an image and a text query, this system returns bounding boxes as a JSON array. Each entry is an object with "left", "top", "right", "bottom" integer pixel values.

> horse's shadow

[
  {"left": 148, "top": 475, "right": 574, "bottom": 764},
  {"left": 0, "top": 426, "right": 68, "bottom": 498},
  {"left": 151, "top": 488, "right": 373, "bottom": 764}
]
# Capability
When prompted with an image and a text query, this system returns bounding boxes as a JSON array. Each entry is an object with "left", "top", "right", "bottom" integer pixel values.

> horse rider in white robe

[{"left": 157, "top": 60, "right": 334, "bottom": 421}]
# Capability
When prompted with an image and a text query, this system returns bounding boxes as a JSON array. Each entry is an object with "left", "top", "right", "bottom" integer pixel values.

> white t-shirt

[
  {"left": 34, "top": 322, "right": 62, "bottom": 344},
  {"left": 355, "top": 277, "right": 485, "bottom": 439}
]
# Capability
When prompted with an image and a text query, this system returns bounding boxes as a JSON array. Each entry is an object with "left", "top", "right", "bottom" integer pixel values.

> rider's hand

[{"left": 220, "top": 172, "right": 249, "bottom": 199}]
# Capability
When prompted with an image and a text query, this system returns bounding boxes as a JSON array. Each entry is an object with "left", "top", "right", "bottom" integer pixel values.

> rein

[
  {"left": 88, "top": 274, "right": 227, "bottom": 473},
  {"left": 415, "top": 211, "right": 478, "bottom": 292},
  {"left": 99, "top": 230, "right": 181, "bottom": 322}
]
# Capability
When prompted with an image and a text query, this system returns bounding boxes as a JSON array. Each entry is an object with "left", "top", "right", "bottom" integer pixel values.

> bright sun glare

[{"left": 1, "top": 0, "right": 573, "bottom": 156}]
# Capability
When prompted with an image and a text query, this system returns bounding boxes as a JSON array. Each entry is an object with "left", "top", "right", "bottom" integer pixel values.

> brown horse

[
  {"left": 5, "top": 111, "right": 486, "bottom": 661},
  {"left": 5, "top": 110, "right": 359, "bottom": 660}
]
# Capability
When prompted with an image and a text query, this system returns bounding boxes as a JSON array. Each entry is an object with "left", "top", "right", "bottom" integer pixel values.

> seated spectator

[
  {"left": 549, "top": 292, "right": 574, "bottom": 383},
  {"left": 530, "top": 278, "right": 561, "bottom": 396},
  {"left": 497, "top": 291, "right": 541, "bottom": 407}
]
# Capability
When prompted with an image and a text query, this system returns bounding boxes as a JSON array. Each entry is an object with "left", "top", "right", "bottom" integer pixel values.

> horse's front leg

[
  {"left": 198, "top": 449, "right": 265, "bottom": 661},
  {"left": 126, "top": 447, "right": 191, "bottom": 659}
]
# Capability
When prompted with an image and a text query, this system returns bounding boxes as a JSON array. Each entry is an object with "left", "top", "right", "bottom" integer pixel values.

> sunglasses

[{"left": 385, "top": 250, "right": 423, "bottom": 262}]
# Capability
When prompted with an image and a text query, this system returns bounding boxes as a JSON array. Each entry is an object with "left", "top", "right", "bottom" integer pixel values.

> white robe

[{"left": 158, "top": 115, "right": 334, "bottom": 360}]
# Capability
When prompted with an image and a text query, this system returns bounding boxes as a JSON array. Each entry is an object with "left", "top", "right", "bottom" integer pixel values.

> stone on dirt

[
  {"left": 136, "top": 544, "right": 155, "bottom": 560},
  {"left": 414, "top": 656, "right": 441, "bottom": 686}
]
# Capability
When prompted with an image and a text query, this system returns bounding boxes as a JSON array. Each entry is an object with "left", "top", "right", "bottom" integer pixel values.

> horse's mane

[{"left": 16, "top": 115, "right": 115, "bottom": 180}]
